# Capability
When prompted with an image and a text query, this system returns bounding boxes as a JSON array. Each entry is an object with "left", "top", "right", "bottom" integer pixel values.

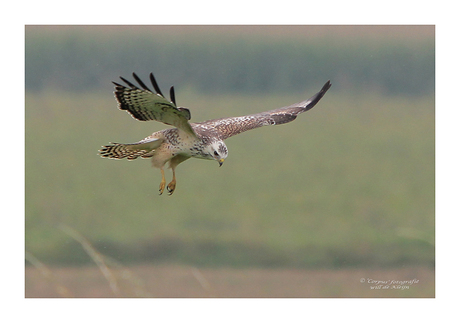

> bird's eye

[{"left": 213, "top": 151, "right": 219, "bottom": 157}]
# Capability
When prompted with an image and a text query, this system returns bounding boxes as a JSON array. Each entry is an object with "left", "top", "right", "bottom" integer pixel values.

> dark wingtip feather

[
  {"left": 170, "top": 86, "right": 176, "bottom": 106},
  {"left": 132, "top": 73, "right": 152, "bottom": 92},
  {"left": 302, "top": 80, "right": 331, "bottom": 112},
  {"left": 149, "top": 73, "right": 164, "bottom": 97},
  {"left": 119, "top": 76, "right": 136, "bottom": 88},
  {"left": 321, "top": 80, "right": 332, "bottom": 93}
]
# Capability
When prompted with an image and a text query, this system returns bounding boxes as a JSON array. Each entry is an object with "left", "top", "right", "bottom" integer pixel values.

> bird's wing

[
  {"left": 195, "top": 80, "right": 331, "bottom": 140},
  {"left": 113, "top": 73, "right": 196, "bottom": 137}
]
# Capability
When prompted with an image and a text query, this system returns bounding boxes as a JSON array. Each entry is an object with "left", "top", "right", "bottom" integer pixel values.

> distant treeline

[{"left": 25, "top": 32, "right": 434, "bottom": 96}]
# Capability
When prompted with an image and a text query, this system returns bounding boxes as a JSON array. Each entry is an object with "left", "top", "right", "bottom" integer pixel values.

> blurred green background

[{"left": 25, "top": 25, "right": 434, "bottom": 269}]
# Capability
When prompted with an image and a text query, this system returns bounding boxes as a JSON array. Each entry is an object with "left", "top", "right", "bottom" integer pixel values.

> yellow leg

[
  {"left": 164, "top": 154, "right": 190, "bottom": 196},
  {"left": 167, "top": 167, "right": 177, "bottom": 195},
  {"left": 159, "top": 168, "right": 166, "bottom": 195}
]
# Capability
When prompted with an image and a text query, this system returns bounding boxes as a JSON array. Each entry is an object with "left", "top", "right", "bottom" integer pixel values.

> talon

[
  {"left": 167, "top": 180, "right": 176, "bottom": 195},
  {"left": 159, "top": 182, "right": 165, "bottom": 195}
]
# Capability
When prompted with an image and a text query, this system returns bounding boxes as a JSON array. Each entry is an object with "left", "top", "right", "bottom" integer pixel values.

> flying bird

[{"left": 99, "top": 73, "right": 331, "bottom": 195}]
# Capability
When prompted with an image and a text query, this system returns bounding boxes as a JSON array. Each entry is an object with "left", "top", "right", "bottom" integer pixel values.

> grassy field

[
  {"left": 25, "top": 264, "right": 434, "bottom": 298},
  {"left": 25, "top": 87, "right": 434, "bottom": 270}
]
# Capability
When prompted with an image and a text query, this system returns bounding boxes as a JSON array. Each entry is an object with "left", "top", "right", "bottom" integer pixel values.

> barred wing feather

[
  {"left": 113, "top": 73, "right": 196, "bottom": 137},
  {"left": 197, "top": 80, "right": 331, "bottom": 140}
]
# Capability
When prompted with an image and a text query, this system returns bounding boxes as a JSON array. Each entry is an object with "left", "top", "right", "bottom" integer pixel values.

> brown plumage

[{"left": 100, "top": 73, "right": 331, "bottom": 195}]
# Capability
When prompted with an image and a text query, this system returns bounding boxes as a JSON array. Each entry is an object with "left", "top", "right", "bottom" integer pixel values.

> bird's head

[{"left": 206, "top": 141, "right": 228, "bottom": 166}]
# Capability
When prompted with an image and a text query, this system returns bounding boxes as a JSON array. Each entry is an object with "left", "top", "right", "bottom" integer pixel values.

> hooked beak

[{"left": 219, "top": 158, "right": 225, "bottom": 167}]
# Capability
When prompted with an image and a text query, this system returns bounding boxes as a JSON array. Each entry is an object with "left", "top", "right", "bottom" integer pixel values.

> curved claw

[{"left": 167, "top": 180, "right": 176, "bottom": 195}]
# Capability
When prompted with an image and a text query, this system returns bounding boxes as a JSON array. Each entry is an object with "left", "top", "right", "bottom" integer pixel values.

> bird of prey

[{"left": 99, "top": 73, "right": 331, "bottom": 195}]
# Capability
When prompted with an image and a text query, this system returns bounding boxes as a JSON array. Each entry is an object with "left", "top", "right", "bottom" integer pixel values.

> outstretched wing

[
  {"left": 113, "top": 73, "right": 196, "bottom": 137},
  {"left": 195, "top": 80, "right": 331, "bottom": 140}
]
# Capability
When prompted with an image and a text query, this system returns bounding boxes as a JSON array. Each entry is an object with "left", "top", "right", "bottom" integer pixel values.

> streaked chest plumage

[{"left": 161, "top": 128, "right": 209, "bottom": 159}]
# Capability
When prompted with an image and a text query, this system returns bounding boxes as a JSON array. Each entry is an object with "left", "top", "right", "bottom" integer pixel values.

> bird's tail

[{"left": 99, "top": 137, "right": 163, "bottom": 160}]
